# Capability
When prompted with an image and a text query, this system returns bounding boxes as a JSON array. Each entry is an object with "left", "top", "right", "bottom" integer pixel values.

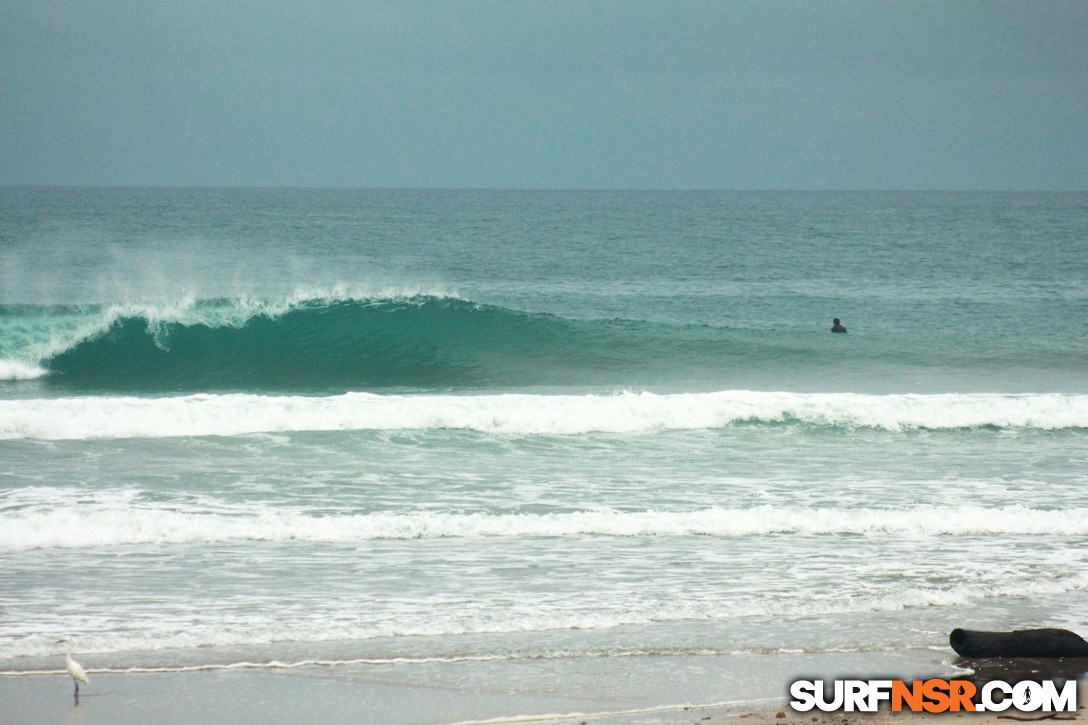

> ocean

[{"left": 2, "top": 188, "right": 1087, "bottom": 722}]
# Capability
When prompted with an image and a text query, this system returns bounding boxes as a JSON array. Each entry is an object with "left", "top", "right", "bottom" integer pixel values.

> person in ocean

[{"left": 831, "top": 318, "right": 847, "bottom": 333}]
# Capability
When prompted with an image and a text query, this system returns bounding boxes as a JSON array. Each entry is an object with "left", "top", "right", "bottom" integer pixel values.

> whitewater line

[
  {"left": 3, "top": 505, "right": 1088, "bottom": 552},
  {"left": 1, "top": 390, "right": 1086, "bottom": 440}
]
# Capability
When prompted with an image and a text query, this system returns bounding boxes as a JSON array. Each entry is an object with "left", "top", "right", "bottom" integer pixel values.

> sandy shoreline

[
  {"left": 3, "top": 664, "right": 1085, "bottom": 725},
  {"left": 2, "top": 648, "right": 1086, "bottom": 725}
]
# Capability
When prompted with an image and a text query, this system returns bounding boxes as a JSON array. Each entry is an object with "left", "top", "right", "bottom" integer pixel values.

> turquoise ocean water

[{"left": 2, "top": 189, "right": 1087, "bottom": 720}]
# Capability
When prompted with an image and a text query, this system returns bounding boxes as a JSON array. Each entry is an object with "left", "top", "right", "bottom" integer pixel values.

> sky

[{"left": 1, "top": 0, "right": 1086, "bottom": 190}]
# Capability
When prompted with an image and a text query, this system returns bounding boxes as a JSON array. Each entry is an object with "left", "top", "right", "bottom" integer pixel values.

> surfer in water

[{"left": 831, "top": 318, "right": 847, "bottom": 333}]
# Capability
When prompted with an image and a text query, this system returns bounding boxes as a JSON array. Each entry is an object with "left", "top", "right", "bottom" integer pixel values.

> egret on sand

[{"left": 56, "top": 638, "right": 89, "bottom": 701}]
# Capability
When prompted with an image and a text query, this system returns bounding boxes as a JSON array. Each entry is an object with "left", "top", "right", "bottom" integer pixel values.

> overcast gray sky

[{"left": 2, "top": 1, "right": 1086, "bottom": 190}]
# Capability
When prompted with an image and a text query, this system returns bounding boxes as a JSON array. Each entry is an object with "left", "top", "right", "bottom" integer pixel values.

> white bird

[{"left": 56, "top": 638, "right": 90, "bottom": 701}]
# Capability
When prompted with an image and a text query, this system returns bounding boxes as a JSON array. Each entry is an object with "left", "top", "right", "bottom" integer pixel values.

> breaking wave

[
  {"left": 1, "top": 389, "right": 1085, "bottom": 440},
  {"left": 1, "top": 295, "right": 728, "bottom": 391},
  {"left": 4, "top": 501, "right": 1088, "bottom": 552}
]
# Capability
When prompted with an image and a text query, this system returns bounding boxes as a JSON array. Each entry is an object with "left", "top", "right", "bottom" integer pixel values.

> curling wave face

[
  {"left": 3, "top": 294, "right": 1085, "bottom": 394},
  {"left": 1, "top": 295, "right": 722, "bottom": 391}
]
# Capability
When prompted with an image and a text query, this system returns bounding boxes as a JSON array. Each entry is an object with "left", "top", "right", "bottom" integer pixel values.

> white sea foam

[
  {"left": 93, "top": 285, "right": 460, "bottom": 331},
  {"left": 1, "top": 390, "right": 1086, "bottom": 441},
  {"left": 4, "top": 570, "right": 1088, "bottom": 663},
  {"left": 3, "top": 503, "right": 1087, "bottom": 552},
  {"left": 0, "top": 359, "right": 47, "bottom": 381}
]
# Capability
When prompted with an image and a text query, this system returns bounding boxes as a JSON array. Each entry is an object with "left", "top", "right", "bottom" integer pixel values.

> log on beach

[{"left": 950, "top": 628, "right": 1088, "bottom": 658}]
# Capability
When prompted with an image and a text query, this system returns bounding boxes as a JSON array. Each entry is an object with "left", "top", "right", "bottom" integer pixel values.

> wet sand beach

[{"left": 3, "top": 653, "right": 1083, "bottom": 725}]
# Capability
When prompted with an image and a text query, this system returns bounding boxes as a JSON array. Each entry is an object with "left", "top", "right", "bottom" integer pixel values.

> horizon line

[{"left": 2, "top": 184, "right": 1085, "bottom": 194}]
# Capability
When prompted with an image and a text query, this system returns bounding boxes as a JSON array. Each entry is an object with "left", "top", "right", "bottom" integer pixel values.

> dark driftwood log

[{"left": 950, "top": 628, "right": 1088, "bottom": 658}]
